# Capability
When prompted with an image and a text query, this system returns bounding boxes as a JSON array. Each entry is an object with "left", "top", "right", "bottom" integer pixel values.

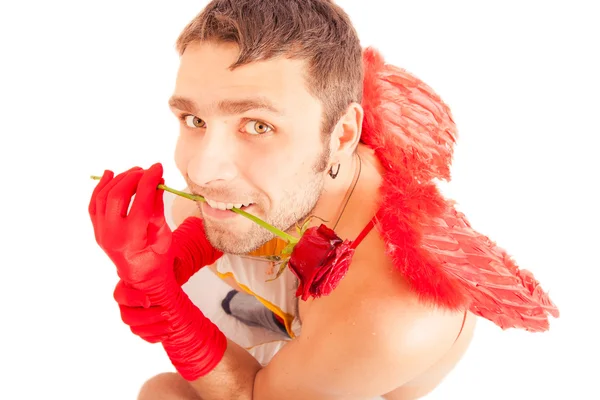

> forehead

[{"left": 174, "top": 41, "right": 318, "bottom": 110}]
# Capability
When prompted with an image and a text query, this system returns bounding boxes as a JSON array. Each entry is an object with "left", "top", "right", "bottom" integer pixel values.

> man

[{"left": 89, "top": 1, "right": 558, "bottom": 399}]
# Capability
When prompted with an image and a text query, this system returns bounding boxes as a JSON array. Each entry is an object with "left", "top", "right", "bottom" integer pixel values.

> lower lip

[{"left": 201, "top": 202, "right": 254, "bottom": 220}]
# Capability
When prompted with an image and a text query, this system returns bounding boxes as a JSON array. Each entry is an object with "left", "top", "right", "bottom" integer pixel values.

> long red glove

[
  {"left": 89, "top": 163, "right": 227, "bottom": 380},
  {"left": 172, "top": 216, "right": 223, "bottom": 286}
]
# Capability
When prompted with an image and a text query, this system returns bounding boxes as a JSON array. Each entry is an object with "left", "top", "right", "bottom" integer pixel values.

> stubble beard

[{"left": 202, "top": 145, "right": 331, "bottom": 255}]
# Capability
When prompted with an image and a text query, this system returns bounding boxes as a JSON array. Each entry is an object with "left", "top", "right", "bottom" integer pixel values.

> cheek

[
  {"left": 250, "top": 148, "right": 317, "bottom": 205},
  {"left": 240, "top": 146, "right": 293, "bottom": 207},
  {"left": 243, "top": 151, "right": 279, "bottom": 199},
  {"left": 174, "top": 135, "right": 192, "bottom": 175}
]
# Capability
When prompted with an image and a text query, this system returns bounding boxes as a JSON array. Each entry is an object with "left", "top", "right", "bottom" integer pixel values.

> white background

[{"left": 1, "top": 1, "right": 598, "bottom": 399}]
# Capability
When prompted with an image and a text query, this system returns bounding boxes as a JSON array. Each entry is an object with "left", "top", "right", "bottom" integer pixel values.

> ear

[{"left": 329, "top": 102, "right": 363, "bottom": 158}]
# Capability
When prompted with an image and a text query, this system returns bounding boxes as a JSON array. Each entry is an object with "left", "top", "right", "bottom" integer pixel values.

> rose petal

[
  {"left": 311, "top": 243, "right": 354, "bottom": 297},
  {"left": 288, "top": 224, "right": 358, "bottom": 301}
]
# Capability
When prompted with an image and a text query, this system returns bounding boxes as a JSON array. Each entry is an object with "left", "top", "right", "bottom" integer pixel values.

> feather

[{"left": 361, "top": 47, "right": 559, "bottom": 331}]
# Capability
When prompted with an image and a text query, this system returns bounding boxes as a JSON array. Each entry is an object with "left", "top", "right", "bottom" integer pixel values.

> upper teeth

[{"left": 205, "top": 198, "right": 252, "bottom": 210}]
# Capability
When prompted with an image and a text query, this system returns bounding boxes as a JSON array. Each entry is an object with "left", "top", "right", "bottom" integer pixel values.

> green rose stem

[{"left": 90, "top": 175, "right": 298, "bottom": 244}]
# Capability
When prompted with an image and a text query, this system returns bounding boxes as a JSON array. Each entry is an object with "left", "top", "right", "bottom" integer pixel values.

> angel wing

[
  {"left": 361, "top": 46, "right": 458, "bottom": 184},
  {"left": 377, "top": 181, "right": 559, "bottom": 331},
  {"left": 361, "top": 46, "right": 559, "bottom": 331}
]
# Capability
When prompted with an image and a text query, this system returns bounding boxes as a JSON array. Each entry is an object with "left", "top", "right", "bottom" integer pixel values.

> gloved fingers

[
  {"left": 89, "top": 169, "right": 114, "bottom": 217},
  {"left": 105, "top": 169, "right": 145, "bottom": 226},
  {"left": 113, "top": 280, "right": 151, "bottom": 308},
  {"left": 152, "top": 177, "right": 166, "bottom": 220},
  {"left": 95, "top": 166, "right": 143, "bottom": 217},
  {"left": 129, "top": 321, "right": 171, "bottom": 342},
  {"left": 147, "top": 175, "right": 172, "bottom": 255},
  {"left": 118, "top": 304, "right": 169, "bottom": 326},
  {"left": 129, "top": 163, "right": 164, "bottom": 225}
]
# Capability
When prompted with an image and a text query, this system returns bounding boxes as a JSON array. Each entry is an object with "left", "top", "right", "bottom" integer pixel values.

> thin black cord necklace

[{"left": 332, "top": 152, "right": 362, "bottom": 230}]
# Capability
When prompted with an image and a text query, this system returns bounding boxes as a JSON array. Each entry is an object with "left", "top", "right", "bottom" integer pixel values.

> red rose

[{"left": 287, "top": 224, "right": 355, "bottom": 301}]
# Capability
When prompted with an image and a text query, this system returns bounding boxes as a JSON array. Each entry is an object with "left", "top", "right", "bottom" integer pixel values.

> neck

[
  {"left": 297, "top": 150, "right": 360, "bottom": 233},
  {"left": 248, "top": 144, "right": 382, "bottom": 259},
  {"left": 311, "top": 144, "right": 384, "bottom": 240}
]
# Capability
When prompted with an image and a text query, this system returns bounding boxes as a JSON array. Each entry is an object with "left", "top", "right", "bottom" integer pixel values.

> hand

[
  {"left": 89, "top": 163, "right": 227, "bottom": 380},
  {"left": 89, "top": 163, "right": 172, "bottom": 289}
]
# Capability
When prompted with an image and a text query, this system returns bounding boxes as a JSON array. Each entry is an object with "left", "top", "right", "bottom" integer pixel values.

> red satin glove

[
  {"left": 173, "top": 216, "right": 223, "bottom": 286},
  {"left": 89, "top": 163, "right": 227, "bottom": 380}
]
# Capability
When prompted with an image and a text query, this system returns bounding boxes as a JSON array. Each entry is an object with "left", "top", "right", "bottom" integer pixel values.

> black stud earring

[{"left": 328, "top": 163, "right": 340, "bottom": 179}]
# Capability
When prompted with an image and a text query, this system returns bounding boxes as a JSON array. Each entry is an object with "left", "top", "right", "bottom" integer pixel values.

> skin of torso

[{"left": 172, "top": 144, "right": 476, "bottom": 399}]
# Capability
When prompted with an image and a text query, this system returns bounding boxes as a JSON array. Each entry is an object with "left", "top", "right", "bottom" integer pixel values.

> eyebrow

[{"left": 168, "top": 95, "right": 283, "bottom": 116}]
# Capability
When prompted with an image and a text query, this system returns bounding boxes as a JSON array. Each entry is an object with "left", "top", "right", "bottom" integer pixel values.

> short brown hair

[{"left": 176, "top": 0, "right": 363, "bottom": 136}]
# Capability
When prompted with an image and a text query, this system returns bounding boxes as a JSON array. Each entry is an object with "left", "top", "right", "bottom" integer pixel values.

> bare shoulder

[
  {"left": 306, "top": 229, "right": 466, "bottom": 370},
  {"left": 322, "top": 147, "right": 467, "bottom": 356},
  {"left": 258, "top": 230, "right": 468, "bottom": 399}
]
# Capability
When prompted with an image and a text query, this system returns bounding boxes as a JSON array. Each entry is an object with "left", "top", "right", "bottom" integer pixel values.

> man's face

[{"left": 171, "top": 41, "right": 331, "bottom": 254}]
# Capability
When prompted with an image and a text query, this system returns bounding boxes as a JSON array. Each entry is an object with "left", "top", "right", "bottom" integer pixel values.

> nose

[{"left": 187, "top": 125, "right": 238, "bottom": 186}]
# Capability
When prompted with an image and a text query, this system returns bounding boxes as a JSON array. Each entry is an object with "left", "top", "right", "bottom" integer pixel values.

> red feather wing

[
  {"left": 362, "top": 46, "right": 559, "bottom": 331},
  {"left": 420, "top": 200, "right": 559, "bottom": 332}
]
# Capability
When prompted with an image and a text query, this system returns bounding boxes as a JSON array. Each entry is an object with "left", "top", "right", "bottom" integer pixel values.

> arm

[
  {"left": 184, "top": 256, "right": 465, "bottom": 400},
  {"left": 91, "top": 166, "right": 461, "bottom": 399}
]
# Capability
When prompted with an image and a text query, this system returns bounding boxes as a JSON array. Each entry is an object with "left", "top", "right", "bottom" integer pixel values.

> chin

[
  {"left": 204, "top": 223, "right": 272, "bottom": 255},
  {"left": 210, "top": 240, "right": 266, "bottom": 256}
]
